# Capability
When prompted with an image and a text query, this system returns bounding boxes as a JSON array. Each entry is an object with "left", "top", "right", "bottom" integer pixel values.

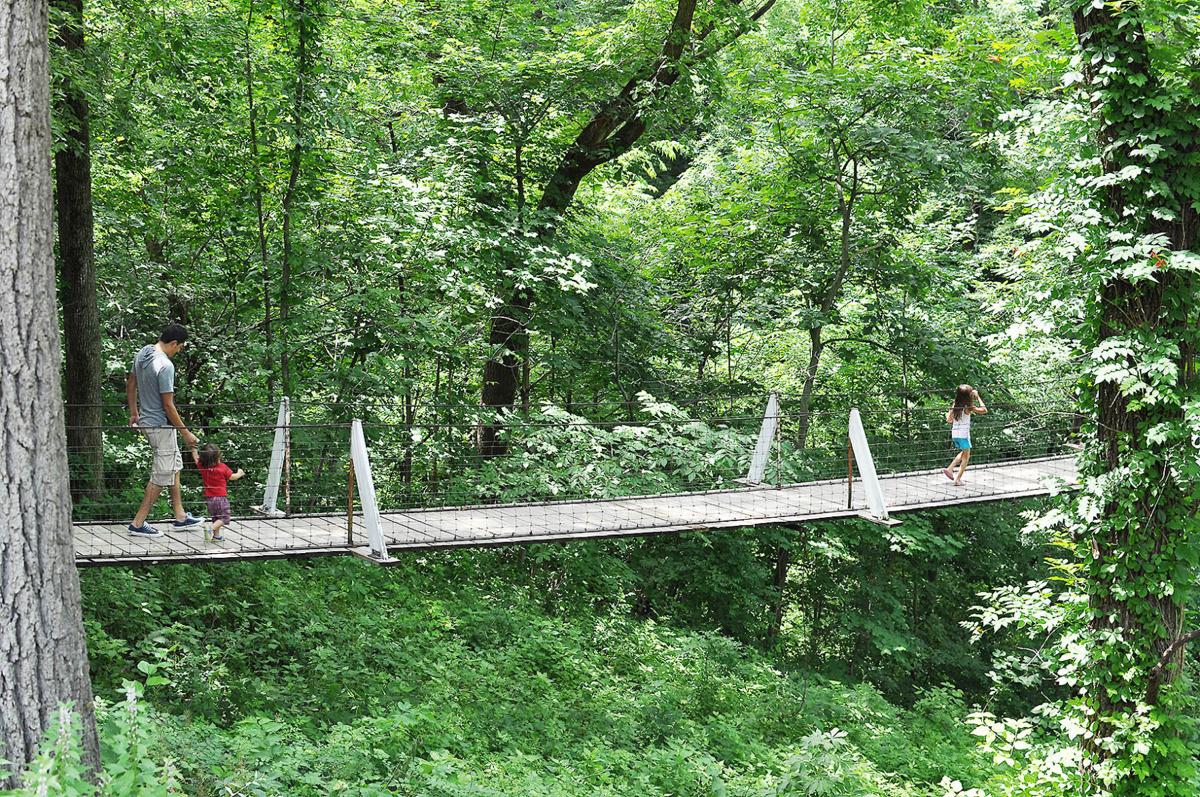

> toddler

[{"left": 191, "top": 443, "right": 245, "bottom": 541}]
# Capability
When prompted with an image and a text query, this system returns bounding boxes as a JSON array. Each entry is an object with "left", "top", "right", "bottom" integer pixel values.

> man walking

[{"left": 126, "top": 324, "right": 203, "bottom": 536}]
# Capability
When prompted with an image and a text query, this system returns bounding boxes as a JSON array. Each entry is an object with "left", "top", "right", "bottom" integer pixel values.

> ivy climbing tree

[{"left": 1070, "top": 0, "right": 1200, "bottom": 790}]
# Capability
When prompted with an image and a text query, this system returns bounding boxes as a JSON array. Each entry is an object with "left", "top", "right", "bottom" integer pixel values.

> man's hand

[
  {"left": 182, "top": 429, "right": 199, "bottom": 447},
  {"left": 129, "top": 414, "right": 139, "bottom": 428}
]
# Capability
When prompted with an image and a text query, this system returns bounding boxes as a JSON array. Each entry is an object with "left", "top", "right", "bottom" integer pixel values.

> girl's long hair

[
  {"left": 951, "top": 384, "right": 973, "bottom": 421},
  {"left": 198, "top": 443, "right": 221, "bottom": 468}
]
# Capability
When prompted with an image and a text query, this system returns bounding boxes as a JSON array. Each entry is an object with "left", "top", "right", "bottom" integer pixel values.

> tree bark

[
  {"left": 765, "top": 543, "right": 791, "bottom": 647},
  {"left": 478, "top": 291, "right": 530, "bottom": 456},
  {"left": 1, "top": 0, "right": 100, "bottom": 779},
  {"left": 645, "top": 149, "right": 694, "bottom": 199},
  {"left": 245, "top": 0, "right": 274, "bottom": 401},
  {"left": 795, "top": 328, "right": 824, "bottom": 448},
  {"left": 279, "top": 0, "right": 315, "bottom": 398},
  {"left": 53, "top": 0, "right": 104, "bottom": 501},
  {"left": 1071, "top": 0, "right": 1200, "bottom": 765},
  {"left": 795, "top": 186, "right": 855, "bottom": 447}
]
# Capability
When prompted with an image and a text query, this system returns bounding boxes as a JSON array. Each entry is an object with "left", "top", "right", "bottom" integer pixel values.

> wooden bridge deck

[{"left": 73, "top": 455, "right": 1077, "bottom": 567}]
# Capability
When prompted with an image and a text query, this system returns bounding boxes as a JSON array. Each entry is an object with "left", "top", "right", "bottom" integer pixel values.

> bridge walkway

[{"left": 73, "top": 455, "right": 1076, "bottom": 567}]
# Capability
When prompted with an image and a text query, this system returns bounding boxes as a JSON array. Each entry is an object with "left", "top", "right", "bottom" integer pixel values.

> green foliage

[
  {"left": 45, "top": 0, "right": 1200, "bottom": 791},
  {"left": 452, "top": 398, "right": 752, "bottom": 503},
  {"left": 1, "top": 707, "right": 96, "bottom": 797},
  {"left": 66, "top": 556, "right": 998, "bottom": 795},
  {"left": 973, "top": 1, "right": 1200, "bottom": 793},
  {"left": 1, "top": 692, "right": 180, "bottom": 797}
]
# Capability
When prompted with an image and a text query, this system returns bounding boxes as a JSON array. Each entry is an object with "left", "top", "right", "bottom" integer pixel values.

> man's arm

[
  {"left": 161, "top": 393, "right": 198, "bottom": 447},
  {"left": 126, "top": 372, "right": 139, "bottom": 427}
]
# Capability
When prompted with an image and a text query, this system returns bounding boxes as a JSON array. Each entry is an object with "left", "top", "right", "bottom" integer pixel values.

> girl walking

[
  {"left": 944, "top": 385, "right": 986, "bottom": 485},
  {"left": 191, "top": 442, "right": 245, "bottom": 541}
]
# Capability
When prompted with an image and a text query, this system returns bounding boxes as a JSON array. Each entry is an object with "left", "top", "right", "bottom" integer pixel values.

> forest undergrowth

[{"left": 11, "top": 499, "right": 1063, "bottom": 796}]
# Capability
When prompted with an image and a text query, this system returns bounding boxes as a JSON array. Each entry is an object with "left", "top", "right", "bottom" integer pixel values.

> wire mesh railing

[{"left": 66, "top": 388, "right": 1080, "bottom": 563}]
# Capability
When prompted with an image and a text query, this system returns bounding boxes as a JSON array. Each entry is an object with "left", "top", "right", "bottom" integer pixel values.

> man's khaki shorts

[{"left": 140, "top": 425, "right": 182, "bottom": 487}]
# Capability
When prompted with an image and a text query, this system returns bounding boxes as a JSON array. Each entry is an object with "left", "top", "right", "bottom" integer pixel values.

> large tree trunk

[
  {"left": 1071, "top": 0, "right": 1200, "bottom": 778},
  {"left": 478, "top": 290, "right": 530, "bottom": 456},
  {"left": 0, "top": 0, "right": 100, "bottom": 780},
  {"left": 53, "top": 0, "right": 104, "bottom": 501}
]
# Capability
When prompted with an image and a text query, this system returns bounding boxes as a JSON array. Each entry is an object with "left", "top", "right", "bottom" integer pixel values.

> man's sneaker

[
  {"left": 172, "top": 513, "right": 204, "bottom": 529},
  {"left": 128, "top": 523, "right": 163, "bottom": 537}
]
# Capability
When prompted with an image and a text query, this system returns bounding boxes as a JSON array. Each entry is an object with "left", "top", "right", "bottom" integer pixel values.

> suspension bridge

[{"left": 67, "top": 391, "right": 1080, "bottom": 567}]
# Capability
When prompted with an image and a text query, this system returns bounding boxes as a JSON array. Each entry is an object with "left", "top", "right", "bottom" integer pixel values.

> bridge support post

[
  {"left": 741, "top": 392, "right": 779, "bottom": 485},
  {"left": 848, "top": 408, "right": 899, "bottom": 526},
  {"left": 350, "top": 419, "right": 393, "bottom": 563},
  {"left": 254, "top": 396, "right": 290, "bottom": 518}
]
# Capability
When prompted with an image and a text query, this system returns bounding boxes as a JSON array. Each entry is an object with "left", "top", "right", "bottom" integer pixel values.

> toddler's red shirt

[{"left": 199, "top": 462, "right": 234, "bottom": 497}]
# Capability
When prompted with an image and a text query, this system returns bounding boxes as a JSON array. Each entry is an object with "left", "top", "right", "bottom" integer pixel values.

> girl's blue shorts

[{"left": 952, "top": 438, "right": 972, "bottom": 450}]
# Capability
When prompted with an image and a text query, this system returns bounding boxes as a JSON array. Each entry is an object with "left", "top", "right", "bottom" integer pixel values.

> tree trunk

[
  {"left": 795, "top": 184, "right": 854, "bottom": 447},
  {"left": 245, "top": 0, "right": 274, "bottom": 401},
  {"left": 0, "top": 0, "right": 100, "bottom": 779},
  {"left": 765, "top": 543, "right": 791, "bottom": 647},
  {"left": 279, "top": 0, "right": 315, "bottom": 398},
  {"left": 1071, "top": 1, "right": 1200, "bottom": 776},
  {"left": 398, "top": 270, "right": 415, "bottom": 491},
  {"left": 776, "top": 325, "right": 823, "bottom": 647},
  {"left": 53, "top": 0, "right": 104, "bottom": 501},
  {"left": 645, "top": 149, "right": 694, "bottom": 199},
  {"left": 795, "top": 328, "right": 824, "bottom": 448},
  {"left": 430, "top": 356, "right": 441, "bottom": 490},
  {"left": 478, "top": 289, "right": 530, "bottom": 456}
]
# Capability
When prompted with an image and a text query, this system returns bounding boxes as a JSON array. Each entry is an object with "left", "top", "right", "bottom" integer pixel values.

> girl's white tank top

[{"left": 951, "top": 411, "right": 971, "bottom": 439}]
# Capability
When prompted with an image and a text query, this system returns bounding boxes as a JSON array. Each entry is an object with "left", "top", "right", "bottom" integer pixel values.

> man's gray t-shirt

[{"left": 133, "top": 345, "right": 175, "bottom": 427}]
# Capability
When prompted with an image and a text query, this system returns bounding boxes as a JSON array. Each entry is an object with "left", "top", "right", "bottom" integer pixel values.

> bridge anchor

[
  {"left": 848, "top": 408, "right": 901, "bottom": 527},
  {"left": 349, "top": 418, "right": 396, "bottom": 565},
  {"left": 739, "top": 392, "right": 779, "bottom": 486},
  {"left": 253, "top": 396, "right": 290, "bottom": 518}
]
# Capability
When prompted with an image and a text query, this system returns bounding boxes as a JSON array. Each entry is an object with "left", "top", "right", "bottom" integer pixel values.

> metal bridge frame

[
  {"left": 742, "top": 398, "right": 896, "bottom": 525},
  {"left": 256, "top": 395, "right": 900, "bottom": 553},
  {"left": 254, "top": 399, "right": 393, "bottom": 563}
]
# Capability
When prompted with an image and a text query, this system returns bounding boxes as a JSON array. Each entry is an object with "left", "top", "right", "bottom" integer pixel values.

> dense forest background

[
  {"left": 8, "top": 0, "right": 1198, "bottom": 794},
  {"left": 62, "top": 0, "right": 1076, "bottom": 420}
]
